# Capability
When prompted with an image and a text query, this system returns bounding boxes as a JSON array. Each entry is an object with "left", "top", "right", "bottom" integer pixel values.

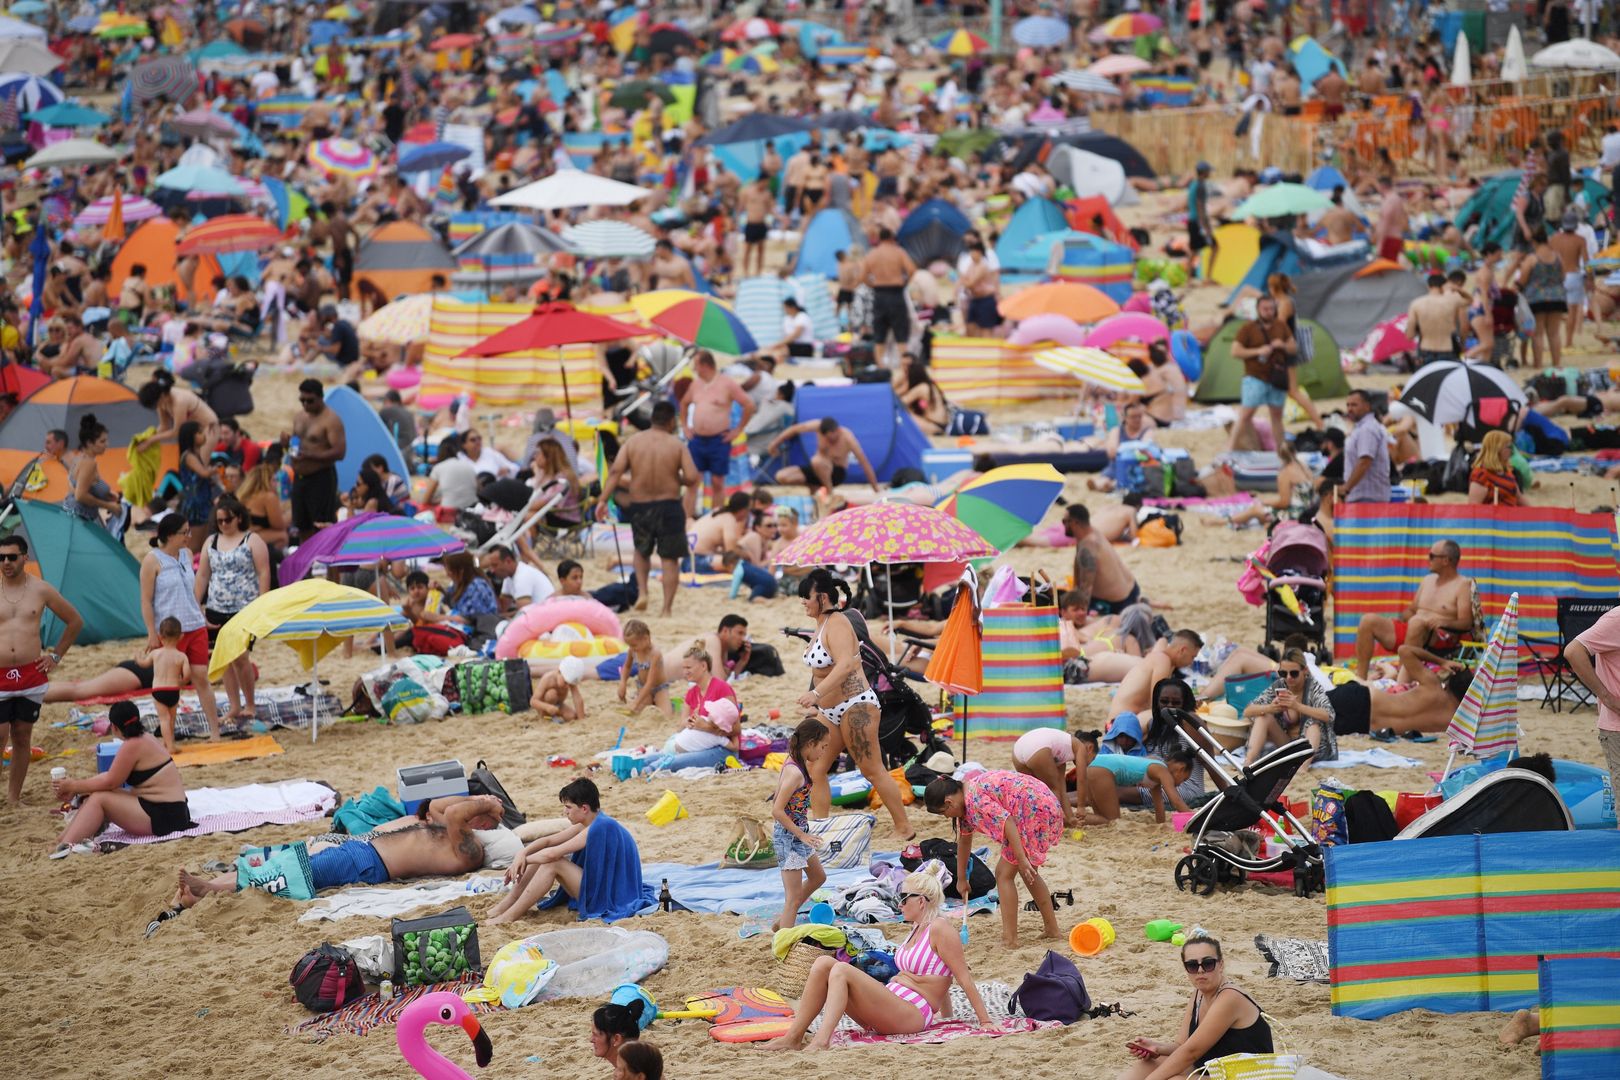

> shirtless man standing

[
  {"left": 0, "top": 534, "right": 82, "bottom": 806},
  {"left": 314, "top": 200, "right": 358, "bottom": 300},
  {"left": 1404, "top": 272, "right": 1467, "bottom": 365},
  {"left": 1371, "top": 176, "right": 1410, "bottom": 263},
  {"left": 287, "top": 377, "right": 347, "bottom": 540},
  {"left": 767, "top": 416, "right": 880, "bottom": 495},
  {"left": 648, "top": 239, "right": 695, "bottom": 292},
  {"left": 1108, "top": 630, "right": 1203, "bottom": 722},
  {"left": 175, "top": 794, "right": 502, "bottom": 907},
  {"left": 678, "top": 350, "right": 754, "bottom": 514},
  {"left": 1549, "top": 209, "right": 1589, "bottom": 350},
  {"left": 600, "top": 400, "right": 699, "bottom": 618},
  {"left": 1063, "top": 503, "right": 1142, "bottom": 616},
  {"left": 739, "top": 178, "right": 773, "bottom": 278},
  {"left": 1353, "top": 538, "right": 1474, "bottom": 679}
]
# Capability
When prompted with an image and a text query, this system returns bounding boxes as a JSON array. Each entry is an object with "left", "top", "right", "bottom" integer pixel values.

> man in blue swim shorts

[
  {"left": 678, "top": 349, "right": 755, "bottom": 515},
  {"left": 173, "top": 795, "right": 503, "bottom": 907}
]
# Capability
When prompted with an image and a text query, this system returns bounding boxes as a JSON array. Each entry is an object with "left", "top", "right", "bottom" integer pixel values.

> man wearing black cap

[{"left": 1187, "top": 162, "right": 1217, "bottom": 278}]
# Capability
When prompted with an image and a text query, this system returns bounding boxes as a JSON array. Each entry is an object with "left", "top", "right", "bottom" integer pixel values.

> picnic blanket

[
  {"left": 1310, "top": 747, "right": 1422, "bottom": 770},
  {"left": 65, "top": 687, "right": 343, "bottom": 739},
  {"left": 643, "top": 860, "right": 875, "bottom": 915},
  {"left": 289, "top": 974, "right": 494, "bottom": 1040},
  {"left": 99, "top": 779, "right": 337, "bottom": 846},
  {"left": 171, "top": 734, "right": 283, "bottom": 768},
  {"left": 298, "top": 875, "right": 506, "bottom": 922}
]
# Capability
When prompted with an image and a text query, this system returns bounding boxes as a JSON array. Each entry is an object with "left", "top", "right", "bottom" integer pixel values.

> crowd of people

[{"left": 7, "top": 1, "right": 1620, "bottom": 1076}]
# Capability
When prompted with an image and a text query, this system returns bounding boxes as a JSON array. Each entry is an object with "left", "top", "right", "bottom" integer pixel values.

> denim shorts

[
  {"left": 773, "top": 823, "right": 816, "bottom": 871},
  {"left": 1240, "top": 375, "right": 1288, "bottom": 409}
]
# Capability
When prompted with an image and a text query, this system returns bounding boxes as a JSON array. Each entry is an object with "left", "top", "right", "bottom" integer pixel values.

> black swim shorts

[{"left": 628, "top": 499, "right": 689, "bottom": 560}]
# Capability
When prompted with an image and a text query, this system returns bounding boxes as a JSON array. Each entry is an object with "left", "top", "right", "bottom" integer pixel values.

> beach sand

[{"left": 4, "top": 320, "right": 1607, "bottom": 1079}]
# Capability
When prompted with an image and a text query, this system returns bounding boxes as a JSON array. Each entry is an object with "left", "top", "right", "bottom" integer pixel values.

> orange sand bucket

[{"left": 1069, "top": 917, "right": 1116, "bottom": 957}]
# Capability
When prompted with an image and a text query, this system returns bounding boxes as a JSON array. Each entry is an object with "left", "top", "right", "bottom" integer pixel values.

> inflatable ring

[
  {"left": 517, "top": 623, "right": 627, "bottom": 664},
  {"left": 495, "top": 596, "right": 624, "bottom": 660},
  {"left": 386, "top": 366, "right": 423, "bottom": 391}
]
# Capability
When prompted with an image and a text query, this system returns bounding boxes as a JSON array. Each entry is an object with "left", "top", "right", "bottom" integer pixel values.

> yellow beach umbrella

[{"left": 628, "top": 288, "right": 706, "bottom": 321}]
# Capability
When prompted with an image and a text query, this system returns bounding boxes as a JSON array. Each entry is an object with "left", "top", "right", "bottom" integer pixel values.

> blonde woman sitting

[{"left": 762, "top": 872, "right": 992, "bottom": 1051}]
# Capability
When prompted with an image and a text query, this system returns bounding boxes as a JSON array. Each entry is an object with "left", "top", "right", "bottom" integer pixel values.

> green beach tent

[
  {"left": 1193, "top": 317, "right": 1348, "bottom": 404},
  {"left": 8, "top": 499, "right": 145, "bottom": 645}
]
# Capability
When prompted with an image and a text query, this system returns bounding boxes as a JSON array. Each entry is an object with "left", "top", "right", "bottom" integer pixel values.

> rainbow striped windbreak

[
  {"left": 1326, "top": 831, "right": 1620, "bottom": 1019},
  {"left": 1331, "top": 504, "right": 1619, "bottom": 660},
  {"left": 958, "top": 604, "right": 1065, "bottom": 740},
  {"left": 422, "top": 297, "right": 604, "bottom": 412},
  {"left": 1538, "top": 956, "right": 1620, "bottom": 1078}
]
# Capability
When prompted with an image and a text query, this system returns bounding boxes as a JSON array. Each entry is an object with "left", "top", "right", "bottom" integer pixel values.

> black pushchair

[
  {"left": 784, "top": 616, "right": 933, "bottom": 769},
  {"left": 1166, "top": 709, "right": 1325, "bottom": 898}
]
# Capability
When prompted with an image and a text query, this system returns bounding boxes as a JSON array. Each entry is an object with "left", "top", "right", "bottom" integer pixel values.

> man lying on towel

[{"left": 174, "top": 794, "right": 504, "bottom": 907}]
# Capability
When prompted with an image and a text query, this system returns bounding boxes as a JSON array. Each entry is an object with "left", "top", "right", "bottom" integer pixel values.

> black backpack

[
  {"left": 290, "top": 943, "right": 365, "bottom": 1013},
  {"left": 906, "top": 838, "right": 996, "bottom": 900},
  {"left": 467, "top": 759, "right": 526, "bottom": 829},
  {"left": 1345, "top": 789, "right": 1399, "bottom": 843}
]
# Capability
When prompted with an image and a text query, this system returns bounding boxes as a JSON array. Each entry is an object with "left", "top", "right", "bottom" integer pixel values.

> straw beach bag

[
  {"left": 773, "top": 940, "right": 828, "bottom": 998},
  {"left": 1193, "top": 1054, "right": 1302, "bottom": 1080}
]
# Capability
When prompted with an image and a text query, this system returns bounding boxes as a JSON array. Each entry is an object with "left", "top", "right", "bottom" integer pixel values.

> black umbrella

[
  {"left": 450, "top": 222, "right": 575, "bottom": 287},
  {"left": 1398, "top": 359, "right": 1525, "bottom": 426},
  {"left": 696, "top": 113, "right": 814, "bottom": 147},
  {"left": 648, "top": 27, "right": 696, "bottom": 55},
  {"left": 810, "top": 110, "right": 885, "bottom": 135}
]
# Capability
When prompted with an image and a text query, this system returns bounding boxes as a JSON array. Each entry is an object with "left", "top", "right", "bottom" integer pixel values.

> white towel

[
  {"left": 298, "top": 874, "right": 505, "bottom": 922},
  {"left": 1311, "top": 748, "right": 1423, "bottom": 770},
  {"left": 184, "top": 780, "right": 337, "bottom": 818}
]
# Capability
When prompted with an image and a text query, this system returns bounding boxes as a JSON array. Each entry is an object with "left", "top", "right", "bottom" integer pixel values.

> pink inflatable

[
  {"left": 386, "top": 366, "right": 423, "bottom": 390},
  {"left": 495, "top": 597, "right": 623, "bottom": 660},
  {"left": 1007, "top": 313, "right": 1089, "bottom": 347},
  {"left": 1122, "top": 292, "right": 1154, "bottom": 314},
  {"left": 1082, "top": 311, "right": 1170, "bottom": 349}
]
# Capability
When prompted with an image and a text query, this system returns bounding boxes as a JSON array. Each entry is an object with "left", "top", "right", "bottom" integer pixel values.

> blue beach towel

[{"left": 539, "top": 813, "right": 656, "bottom": 922}]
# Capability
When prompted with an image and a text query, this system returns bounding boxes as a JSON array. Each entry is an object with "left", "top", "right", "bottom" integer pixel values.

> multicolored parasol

[
  {"left": 307, "top": 138, "right": 379, "bottom": 179},
  {"left": 130, "top": 55, "right": 197, "bottom": 103},
  {"left": 1444, "top": 592, "right": 1519, "bottom": 775},
  {"left": 932, "top": 29, "right": 989, "bottom": 56},
  {"left": 175, "top": 214, "right": 283, "bottom": 256},
  {"left": 649, "top": 296, "right": 758, "bottom": 355},
  {"left": 772, "top": 503, "right": 998, "bottom": 567},
  {"left": 1089, "top": 13, "right": 1163, "bottom": 40}
]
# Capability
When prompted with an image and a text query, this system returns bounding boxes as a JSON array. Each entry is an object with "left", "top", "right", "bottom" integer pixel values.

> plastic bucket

[
  {"left": 1069, "top": 917, "right": 1116, "bottom": 956},
  {"left": 808, "top": 902, "right": 836, "bottom": 925},
  {"left": 645, "top": 789, "right": 688, "bottom": 826}
]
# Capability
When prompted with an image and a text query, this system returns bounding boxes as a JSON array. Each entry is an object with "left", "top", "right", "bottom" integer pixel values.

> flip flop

[
  {"left": 1369, "top": 728, "right": 1398, "bottom": 743},
  {"left": 1402, "top": 732, "right": 1438, "bottom": 743},
  {"left": 145, "top": 905, "right": 184, "bottom": 939}
]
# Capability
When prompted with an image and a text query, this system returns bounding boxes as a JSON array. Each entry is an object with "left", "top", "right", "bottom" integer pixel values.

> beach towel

[
  {"left": 537, "top": 813, "right": 655, "bottom": 923},
  {"left": 643, "top": 860, "right": 875, "bottom": 916},
  {"left": 289, "top": 973, "right": 494, "bottom": 1040},
  {"left": 119, "top": 424, "right": 161, "bottom": 505},
  {"left": 171, "top": 733, "right": 282, "bottom": 767},
  {"left": 332, "top": 786, "right": 408, "bottom": 835},
  {"left": 814, "top": 981, "right": 1061, "bottom": 1044},
  {"left": 1254, "top": 935, "right": 1332, "bottom": 984},
  {"left": 1309, "top": 748, "right": 1421, "bottom": 770},
  {"left": 98, "top": 779, "right": 338, "bottom": 847},
  {"left": 298, "top": 876, "right": 506, "bottom": 923}
]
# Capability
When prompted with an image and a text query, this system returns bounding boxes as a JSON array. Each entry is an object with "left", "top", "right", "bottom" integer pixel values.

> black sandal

[{"left": 145, "top": 905, "right": 184, "bottom": 939}]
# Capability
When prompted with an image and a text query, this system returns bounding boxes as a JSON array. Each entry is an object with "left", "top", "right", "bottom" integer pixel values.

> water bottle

[
  {"left": 288, "top": 435, "right": 301, "bottom": 459},
  {"left": 659, "top": 878, "right": 673, "bottom": 912},
  {"left": 379, "top": 979, "right": 394, "bottom": 1000}
]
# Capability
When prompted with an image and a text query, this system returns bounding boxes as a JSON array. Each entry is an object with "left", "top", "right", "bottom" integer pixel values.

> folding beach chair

[{"left": 1522, "top": 596, "right": 1620, "bottom": 712}]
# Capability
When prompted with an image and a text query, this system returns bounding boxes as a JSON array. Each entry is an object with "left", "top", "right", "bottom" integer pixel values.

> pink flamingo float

[{"left": 397, "top": 992, "right": 494, "bottom": 1078}]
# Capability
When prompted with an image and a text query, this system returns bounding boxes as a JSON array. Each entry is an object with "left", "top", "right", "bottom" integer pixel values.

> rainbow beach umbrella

[
  {"left": 307, "top": 137, "right": 378, "bottom": 179},
  {"left": 1443, "top": 592, "right": 1519, "bottom": 776},
  {"left": 649, "top": 296, "right": 758, "bottom": 355},
  {"left": 1089, "top": 13, "right": 1163, "bottom": 41},
  {"left": 936, "top": 463, "right": 1064, "bottom": 556},
  {"left": 933, "top": 29, "right": 989, "bottom": 56},
  {"left": 176, "top": 214, "right": 283, "bottom": 256}
]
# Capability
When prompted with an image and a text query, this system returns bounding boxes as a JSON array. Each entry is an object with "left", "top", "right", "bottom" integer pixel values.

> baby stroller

[
  {"left": 1245, "top": 520, "right": 1331, "bottom": 660},
  {"left": 1165, "top": 709, "right": 1325, "bottom": 898}
]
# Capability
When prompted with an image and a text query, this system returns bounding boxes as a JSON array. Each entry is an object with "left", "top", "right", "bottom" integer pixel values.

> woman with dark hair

[
  {"left": 195, "top": 495, "right": 270, "bottom": 721},
  {"left": 923, "top": 771, "right": 1063, "bottom": 947},
  {"left": 135, "top": 368, "right": 218, "bottom": 450},
  {"left": 588, "top": 999, "right": 643, "bottom": 1070},
  {"left": 140, "top": 515, "right": 220, "bottom": 739},
  {"left": 1117, "top": 930, "right": 1273, "bottom": 1079},
  {"left": 350, "top": 465, "right": 395, "bottom": 515},
  {"left": 49, "top": 701, "right": 193, "bottom": 857},
  {"left": 177, "top": 419, "right": 217, "bottom": 549},
  {"left": 62, "top": 413, "right": 123, "bottom": 533},
  {"left": 1241, "top": 648, "right": 1337, "bottom": 762},
  {"left": 892, "top": 359, "right": 950, "bottom": 434},
  {"left": 1142, "top": 341, "right": 1189, "bottom": 425},
  {"left": 442, "top": 551, "right": 498, "bottom": 623},
  {"left": 794, "top": 568, "right": 913, "bottom": 840}
]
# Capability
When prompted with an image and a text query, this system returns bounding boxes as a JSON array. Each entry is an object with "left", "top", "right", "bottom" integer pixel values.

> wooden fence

[{"left": 1095, "top": 89, "right": 1620, "bottom": 180}]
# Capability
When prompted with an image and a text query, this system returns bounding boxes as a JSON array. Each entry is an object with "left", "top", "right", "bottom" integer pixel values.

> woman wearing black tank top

[{"left": 1118, "top": 930, "right": 1274, "bottom": 1078}]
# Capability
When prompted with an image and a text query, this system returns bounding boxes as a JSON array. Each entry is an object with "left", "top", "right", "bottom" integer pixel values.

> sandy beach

[{"left": 4, "top": 350, "right": 1606, "bottom": 1079}]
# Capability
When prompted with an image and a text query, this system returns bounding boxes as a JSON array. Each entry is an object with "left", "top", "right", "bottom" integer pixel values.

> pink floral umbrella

[{"left": 773, "top": 504, "right": 996, "bottom": 567}]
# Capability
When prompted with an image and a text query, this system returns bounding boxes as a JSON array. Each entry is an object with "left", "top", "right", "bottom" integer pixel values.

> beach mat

[
  {"left": 829, "top": 1017, "right": 1061, "bottom": 1046},
  {"left": 99, "top": 780, "right": 337, "bottom": 847},
  {"left": 290, "top": 973, "right": 493, "bottom": 1040},
  {"left": 172, "top": 734, "right": 283, "bottom": 768},
  {"left": 688, "top": 986, "right": 793, "bottom": 1025}
]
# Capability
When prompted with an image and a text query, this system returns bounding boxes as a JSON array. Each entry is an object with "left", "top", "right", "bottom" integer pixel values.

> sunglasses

[
  {"left": 1280, "top": 669, "right": 1303, "bottom": 678},
  {"left": 1184, "top": 957, "right": 1220, "bottom": 973},
  {"left": 897, "top": 892, "right": 922, "bottom": 904},
  {"left": 0, "top": 553, "right": 20, "bottom": 563}
]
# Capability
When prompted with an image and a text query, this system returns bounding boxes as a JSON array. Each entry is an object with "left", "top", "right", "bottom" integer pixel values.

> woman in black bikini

[
  {"left": 1117, "top": 930, "right": 1274, "bottom": 1079},
  {"left": 49, "top": 701, "right": 193, "bottom": 857},
  {"left": 43, "top": 649, "right": 154, "bottom": 703}
]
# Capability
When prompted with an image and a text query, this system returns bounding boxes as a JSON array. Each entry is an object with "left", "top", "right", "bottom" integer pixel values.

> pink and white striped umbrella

[
  {"left": 73, "top": 194, "right": 162, "bottom": 226},
  {"left": 186, "top": 177, "right": 269, "bottom": 202}
]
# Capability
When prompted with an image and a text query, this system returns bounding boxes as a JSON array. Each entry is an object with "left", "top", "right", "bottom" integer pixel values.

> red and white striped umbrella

[{"left": 74, "top": 194, "right": 162, "bottom": 227}]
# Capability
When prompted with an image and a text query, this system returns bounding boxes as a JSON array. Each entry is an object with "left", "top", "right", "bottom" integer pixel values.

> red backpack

[{"left": 290, "top": 944, "right": 366, "bottom": 1013}]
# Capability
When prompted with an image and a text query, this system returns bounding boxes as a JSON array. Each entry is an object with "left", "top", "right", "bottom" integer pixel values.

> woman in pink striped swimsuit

[{"left": 761, "top": 872, "right": 992, "bottom": 1052}]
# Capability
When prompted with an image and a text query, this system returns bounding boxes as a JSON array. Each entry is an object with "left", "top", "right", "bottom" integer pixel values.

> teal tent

[
  {"left": 1456, "top": 171, "right": 1611, "bottom": 251},
  {"left": 792, "top": 208, "right": 865, "bottom": 280},
  {"left": 11, "top": 500, "right": 145, "bottom": 645},
  {"left": 1193, "top": 317, "right": 1348, "bottom": 403},
  {"left": 994, "top": 197, "right": 1069, "bottom": 272}
]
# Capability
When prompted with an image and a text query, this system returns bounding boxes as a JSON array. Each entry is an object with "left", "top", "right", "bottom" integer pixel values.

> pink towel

[
  {"left": 829, "top": 1018, "right": 1062, "bottom": 1046},
  {"left": 98, "top": 801, "right": 332, "bottom": 846}
]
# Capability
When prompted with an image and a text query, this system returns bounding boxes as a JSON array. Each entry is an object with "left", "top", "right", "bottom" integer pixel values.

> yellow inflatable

[{"left": 516, "top": 621, "right": 627, "bottom": 665}]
